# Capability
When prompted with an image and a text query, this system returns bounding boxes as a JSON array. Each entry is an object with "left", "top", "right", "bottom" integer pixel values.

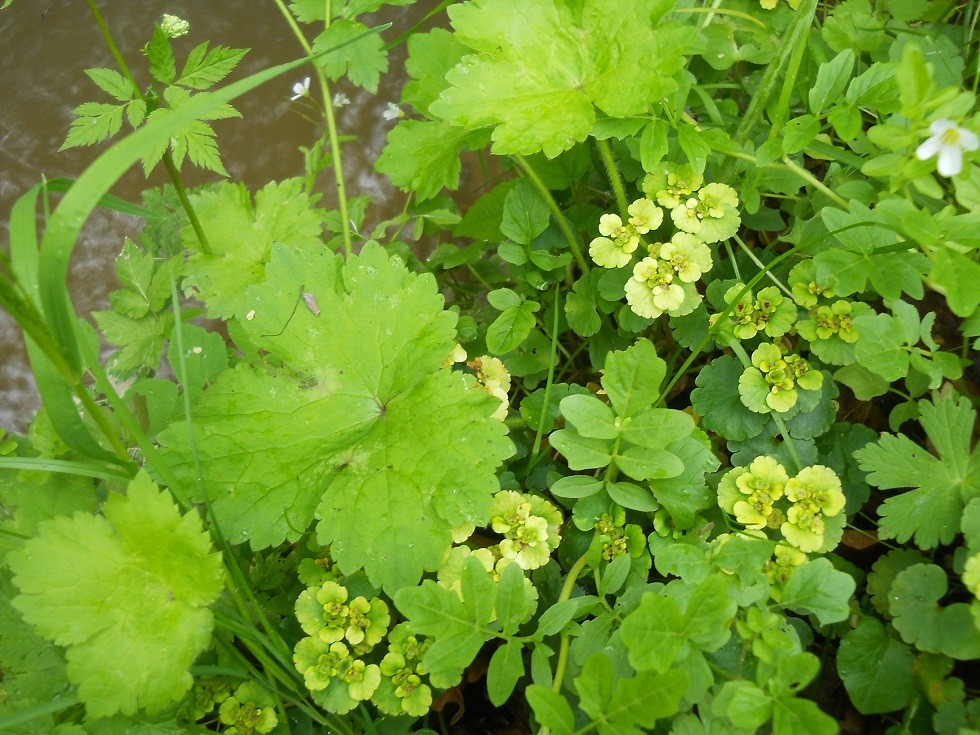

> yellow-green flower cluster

[
  {"left": 718, "top": 458, "right": 846, "bottom": 553},
  {"left": 594, "top": 508, "right": 646, "bottom": 561},
  {"left": 789, "top": 261, "right": 865, "bottom": 366},
  {"left": 586, "top": 164, "right": 738, "bottom": 322},
  {"left": 293, "top": 580, "right": 392, "bottom": 713},
  {"left": 711, "top": 283, "right": 798, "bottom": 341},
  {"left": 766, "top": 543, "right": 808, "bottom": 601},
  {"left": 216, "top": 681, "right": 278, "bottom": 735},
  {"left": 490, "top": 490, "right": 563, "bottom": 570},
  {"left": 191, "top": 676, "right": 231, "bottom": 722},
  {"left": 375, "top": 623, "right": 433, "bottom": 717},
  {"left": 738, "top": 342, "right": 823, "bottom": 414}
]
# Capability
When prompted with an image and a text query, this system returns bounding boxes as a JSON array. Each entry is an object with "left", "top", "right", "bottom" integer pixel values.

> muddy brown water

[{"left": 0, "top": 1, "right": 433, "bottom": 432}]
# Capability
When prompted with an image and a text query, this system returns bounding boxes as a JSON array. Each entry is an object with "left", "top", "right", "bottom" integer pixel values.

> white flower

[
  {"left": 290, "top": 77, "right": 311, "bottom": 101},
  {"left": 160, "top": 14, "right": 189, "bottom": 38},
  {"left": 332, "top": 92, "right": 350, "bottom": 108},
  {"left": 382, "top": 102, "right": 403, "bottom": 121},
  {"left": 915, "top": 119, "right": 979, "bottom": 177}
]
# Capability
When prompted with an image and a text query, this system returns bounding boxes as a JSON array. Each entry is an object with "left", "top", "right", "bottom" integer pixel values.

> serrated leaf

[
  {"left": 145, "top": 26, "right": 176, "bottom": 85},
  {"left": 92, "top": 310, "right": 170, "bottom": 376},
  {"left": 84, "top": 68, "right": 137, "bottom": 102},
  {"left": 8, "top": 472, "right": 224, "bottom": 717},
  {"left": 313, "top": 19, "right": 388, "bottom": 92},
  {"left": 777, "top": 558, "right": 855, "bottom": 625},
  {"left": 431, "top": 0, "right": 692, "bottom": 156},
  {"left": 855, "top": 391, "right": 980, "bottom": 549},
  {"left": 837, "top": 617, "right": 915, "bottom": 714},
  {"left": 376, "top": 119, "right": 483, "bottom": 201},
  {"left": 180, "top": 179, "right": 324, "bottom": 319},
  {"left": 159, "top": 244, "right": 511, "bottom": 593},
  {"left": 403, "top": 28, "right": 469, "bottom": 115},
  {"left": 60, "top": 102, "right": 126, "bottom": 150},
  {"left": 177, "top": 43, "right": 248, "bottom": 90}
]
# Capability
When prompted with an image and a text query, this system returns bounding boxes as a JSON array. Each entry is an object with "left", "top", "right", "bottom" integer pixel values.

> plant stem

[
  {"left": 733, "top": 233, "right": 794, "bottom": 298},
  {"left": 595, "top": 138, "right": 629, "bottom": 218},
  {"left": 273, "top": 0, "right": 353, "bottom": 256},
  {"left": 527, "top": 286, "right": 562, "bottom": 471},
  {"left": 538, "top": 550, "right": 591, "bottom": 735},
  {"left": 513, "top": 154, "right": 590, "bottom": 274},
  {"left": 780, "top": 155, "right": 849, "bottom": 208},
  {"left": 85, "top": 0, "right": 213, "bottom": 254}
]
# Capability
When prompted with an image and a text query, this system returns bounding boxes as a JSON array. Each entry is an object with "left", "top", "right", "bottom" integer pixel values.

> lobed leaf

[{"left": 8, "top": 473, "right": 224, "bottom": 717}]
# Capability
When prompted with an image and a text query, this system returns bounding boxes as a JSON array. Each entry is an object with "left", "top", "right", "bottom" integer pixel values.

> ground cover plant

[{"left": 1, "top": 0, "right": 979, "bottom": 733}]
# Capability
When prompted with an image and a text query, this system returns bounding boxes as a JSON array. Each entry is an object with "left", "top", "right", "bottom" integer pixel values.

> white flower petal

[
  {"left": 958, "top": 127, "right": 980, "bottom": 152},
  {"left": 928, "top": 119, "right": 958, "bottom": 135},
  {"left": 937, "top": 145, "right": 964, "bottom": 177},
  {"left": 915, "top": 135, "right": 943, "bottom": 161}
]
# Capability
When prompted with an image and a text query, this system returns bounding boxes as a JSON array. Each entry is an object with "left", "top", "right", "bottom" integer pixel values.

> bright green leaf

[
  {"left": 8, "top": 472, "right": 224, "bottom": 717},
  {"left": 837, "top": 617, "right": 916, "bottom": 714}
]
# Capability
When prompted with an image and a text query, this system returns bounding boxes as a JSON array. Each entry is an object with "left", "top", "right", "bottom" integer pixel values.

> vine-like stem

[
  {"left": 595, "top": 138, "right": 629, "bottom": 219},
  {"left": 513, "top": 154, "right": 590, "bottom": 274},
  {"left": 85, "top": 0, "right": 213, "bottom": 255},
  {"left": 273, "top": 0, "right": 353, "bottom": 256}
]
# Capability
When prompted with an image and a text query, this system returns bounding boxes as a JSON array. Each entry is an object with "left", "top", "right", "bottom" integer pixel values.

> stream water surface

[{"left": 0, "top": 1, "right": 423, "bottom": 431}]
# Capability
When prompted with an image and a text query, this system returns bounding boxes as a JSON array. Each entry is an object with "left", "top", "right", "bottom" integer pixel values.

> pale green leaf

[
  {"left": 527, "top": 685, "right": 575, "bottom": 734},
  {"left": 84, "top": 68, "right": 137, "bottom": 102},
  {"left": 60, "top": 102, "right": 126, "bottom": 150},
  {"left": 500, "top": 179, "right": 550, "bottom": 245},
  {"left": 8, "top": 473, "right": 224, "bottom": 717},
  {"left": 313, "top": 20, "right": 387, "bottom": 92},
  {"left": 180, "top": 179, "right": 325, "bottom": 319},
  {"left": 890, "top": 563, "right": 980, "bottom": 659},
  {"left": 601, "top": 339, "right": 665, "bottom": 419},
  {"left": 487, "top": 640, "right": 525, "bottom": 706},
  {"left": 376, "top": 119, "right": 484, "bottom": 201},
  {"left": 431, "top": 0, "right": 692, "bottom": 156},
  {"left": 159, "top": 244, "right": 511, "bottom": 593}
]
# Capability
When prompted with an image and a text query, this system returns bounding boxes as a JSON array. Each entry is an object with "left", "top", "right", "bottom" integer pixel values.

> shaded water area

[{"left": 0, "top": 1, "right": 424, "bottom": 432}]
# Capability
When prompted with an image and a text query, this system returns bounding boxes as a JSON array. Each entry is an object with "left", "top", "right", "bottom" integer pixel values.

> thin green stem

[
  {"left": 779, "top": 155, "right": 849, "bottom": 208},
  {"left": 732, "top": 233, "right": 794, "bottom": 298},
  {"left": 528, "top": 286, "right": 562, "bottom": 471},
  {"left": 272, "top": 0, "right": 353, "bottom": 255},
  {"left": 771, "top": 414, "right": 803, "bottom": 472},
  {"left": 162, "top": 151, "right": 213, "bottom": 254},
  {"left": 513, "top": 154, "right": 590, "bottom": 274},
  {"left": 595, "top": 138, "right": 629, "bottom": 219}
]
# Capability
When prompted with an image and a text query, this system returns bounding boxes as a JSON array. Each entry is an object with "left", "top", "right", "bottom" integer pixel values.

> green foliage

[
  {"left": 429, "top": 0, "right": 693, "bottom": 156},
  {"left": 7, "top": 472, "right": 224, "bottom": 717},
  {"left": 856, "top": 391, "right": 979, "bottom": 549},
  {"left": 6, "top": 0, "right": 980, "bottom": 731},
  {"left": 159, "top": 243, "right": 512, "bottom": 593}
]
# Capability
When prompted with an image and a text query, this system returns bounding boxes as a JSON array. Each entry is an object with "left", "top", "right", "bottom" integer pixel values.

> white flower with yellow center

[{"left": 915, "top": 119, "right": 979, "bottom": 177}]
